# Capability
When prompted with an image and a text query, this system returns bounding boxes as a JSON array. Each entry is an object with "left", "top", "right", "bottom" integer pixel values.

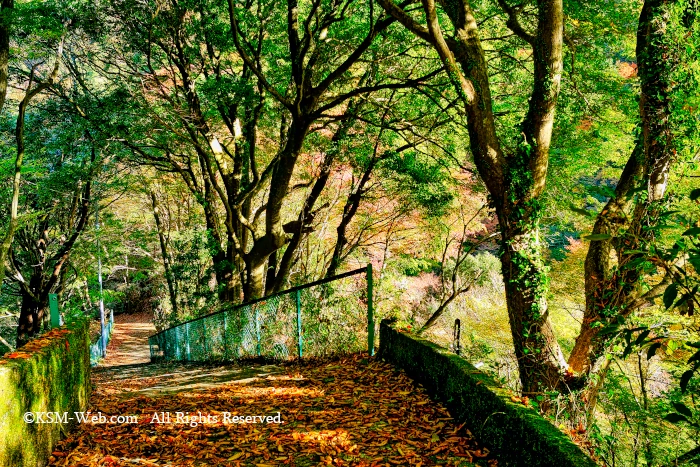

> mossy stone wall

[
  {"left": 0, "top": 319, "right": 91, "bottom": 467},
  {"left": 378, "top": 319, "right": 596, "bottom": 467}
]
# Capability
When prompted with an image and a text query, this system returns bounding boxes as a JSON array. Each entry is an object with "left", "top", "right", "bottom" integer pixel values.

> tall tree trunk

[
  {"left": 150, "top": 190, "right": 179, "bottom": 319},
  {"left": 379, "top": 0, "right": 566, "bottom": 392},
  {"left": 0, "top": 32, "right": 62, "bottom": 287},
  {"left": 568, "top": 0, "right": 677, "bottom": 376},
  {"left": 271, "top": 115, "right": 358, "bottom": 291},
  {"left": 244, "top": 260, "right": 266, "bottom": 301},
  {"left": 243, "top": 123, "right": 309, "bottom": 300},
  {"left": 17, "top": 289, "right": 47, "bottom": 347},
  {"left": 498, "top": 212, "right": 568, "bottom": 394},
  {"left": 14, "top": 139, "right": 93, "bottom": 347},
  {"left": 0, "top": 96, "right": 26, "bottom": 287},
  {"left": 568, "top": 143, "right": 644, "bottom": 373}
]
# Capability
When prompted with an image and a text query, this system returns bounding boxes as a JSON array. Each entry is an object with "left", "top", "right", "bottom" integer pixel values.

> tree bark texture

[
  {"left": 568, "top": 0, "right": 677, "bottom": 375},
  {"left": 379, "top": 0, "right": 567, "bottom": 393}
]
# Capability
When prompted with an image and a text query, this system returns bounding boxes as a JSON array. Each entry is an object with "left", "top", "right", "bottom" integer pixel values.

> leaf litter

[{"left": 48, "top": 353, "right": 497, "bottom": 466}]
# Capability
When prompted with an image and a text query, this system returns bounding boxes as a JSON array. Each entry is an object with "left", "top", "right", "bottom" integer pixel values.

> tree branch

[{"left": 496, "top": 0, "right": 535, "bottom": 45}]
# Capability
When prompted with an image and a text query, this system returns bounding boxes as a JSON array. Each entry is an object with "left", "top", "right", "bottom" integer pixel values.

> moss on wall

[
  {"left": 0, "top": 319, "right": 91, "bottom": 467},
  {"left": 378, "top": 319, "right": 596, "bottom": 467}
]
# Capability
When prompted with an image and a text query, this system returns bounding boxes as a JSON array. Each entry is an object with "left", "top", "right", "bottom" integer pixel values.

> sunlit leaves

[{"left": 48, "top": 354, "right": 497, "bottom": 466}]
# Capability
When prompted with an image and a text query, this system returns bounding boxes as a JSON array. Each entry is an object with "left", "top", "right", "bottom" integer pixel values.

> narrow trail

[
  {"left": 99, "top": 311, "right": 156, "bottom": 367},
  {"left": 48, "top": 314, "right": 497, "bottom": 466}
]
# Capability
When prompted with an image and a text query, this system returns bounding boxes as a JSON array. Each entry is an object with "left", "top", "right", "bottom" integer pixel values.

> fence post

[
  {"left": 201, "top": 320, "right": 209, "bottom": 360},
  {"left": 223, "top": 311, "right": 229, "bottom": 360},
  {"left": 296, "top": 290, "right": 302, "bottom": 358},
  {"left": 367, "top": 263, "right": 375, "bottom": 356},
  {"left": 453, "top": 319, "right": 461, "bottom": 356},
  {"left": 49, "top": 293, "right": 60, "bottom": 329},
  {"left": 255, "top": 305, "right": 261, "bottom": 356},
  {"left": 186, "top": 322, "right": 191, "bottom": 361}
]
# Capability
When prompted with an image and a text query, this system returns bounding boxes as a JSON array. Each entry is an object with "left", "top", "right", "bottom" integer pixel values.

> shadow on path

[
  {"left": 49, "top": 354, "right": 496, "bottom": 466},
  {"left": 99, "top": 311, "right": 155, "bottom": 367}
]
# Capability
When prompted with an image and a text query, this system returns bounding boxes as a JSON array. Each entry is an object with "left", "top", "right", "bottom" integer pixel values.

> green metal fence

[
  {"left": 148, "top": 265, "right": 375, "bottom": 363},
  {"left": 89, "top": 309, "right": 114, "bottom": 366}
]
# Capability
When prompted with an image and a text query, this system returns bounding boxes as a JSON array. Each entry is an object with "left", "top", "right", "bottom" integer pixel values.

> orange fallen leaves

[{"left": 48, "top": 354, "right": 497, "bottom": 466}]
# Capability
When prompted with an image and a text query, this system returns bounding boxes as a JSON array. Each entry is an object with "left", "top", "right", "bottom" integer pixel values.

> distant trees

[
  {"left": 378, "top": 0, "right": 699, "bottom": 395},
  {"left": 73, "top": 0, "right": 447, "bottom": 302}
]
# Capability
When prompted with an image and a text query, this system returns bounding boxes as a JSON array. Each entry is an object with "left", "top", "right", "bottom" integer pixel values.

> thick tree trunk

[
  {"left": 243, "top": 123, "right": 309, "bottom": 299},
  {"left": 568, "top": 0, "right": 676, "bottom": 376},
  {"left": 378, "top": 0, "right": 566, "bottom": 392},
  {"left": 568, "top": 143, "right": 644, "bottom": 374},
  {"left": 495, "top": 0, "right": 566, "bottom": 393},
  {"left": 17, "top": 286, "right": 46, "bottom": 347},
  {"left": 498, "top": 211, "right": 568, "bottom": 394},
  {"left": 272, "top": 100, "right": 365, "bottom": 292},
  {"left": 265, "top": 250, "right": 278, "bottom": 295},
  {"left": 244, "top": 260, "right": 266, "bottom": 301}
]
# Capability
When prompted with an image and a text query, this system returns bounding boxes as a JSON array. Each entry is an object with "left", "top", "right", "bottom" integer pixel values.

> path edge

[
  {"left": 0, "top": 318, "right": 91, "bottom": 467},
  {"left": 377, "top": 319, "right": 596, "bottom": 467}
]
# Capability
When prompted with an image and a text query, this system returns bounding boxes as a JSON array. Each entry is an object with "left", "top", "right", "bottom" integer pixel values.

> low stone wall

[
  {"left": 0, "top": 319, "right": 91, "bottom": 467},
  {"left": 378, "top": 319, "right": 596, "bottom": 467}
]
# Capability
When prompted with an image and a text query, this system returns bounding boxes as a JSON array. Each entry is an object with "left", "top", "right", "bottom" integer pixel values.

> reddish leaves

[
  {"left": 48, "top": 354, "right": 497, "bottom": 466},
  {"left": 1, "top": 329, "right": 72, "bottom": 361}
]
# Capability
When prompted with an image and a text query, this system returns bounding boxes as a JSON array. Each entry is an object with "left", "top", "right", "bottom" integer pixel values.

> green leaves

[
  {"left": 664, "top": 283, "right": 679, "bottom": 309},
  {"left": 673, "top": 402, "right": 693, "bottom": 418},
  {"left": 664, "top": 398, "right": 697, "bottom": 427},
  {"left": 682, "top": 226, "right": 700, "bottom": 236},
  {"left": 569, "top": 205, "right": 593, "bottom": 218},
  {"left": 680, "top": 368, "right": 695, "bottom": 393},
  {"left": 381, "top": 151, "right": 456, "bottom": 216},
  {"left": 634, "top": 329, "right": 651, "bottom": 346},
  {"left": 647, "top": 342, "right": 662, "bottom": 360}
]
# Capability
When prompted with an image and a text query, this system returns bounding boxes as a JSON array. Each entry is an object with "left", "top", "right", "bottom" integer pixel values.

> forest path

[
  {"left": 47, "top": 352, "right": 496, "bottom": 466},
  {"left": 99, "top": 311, "right": 156, "bottom": 367}
]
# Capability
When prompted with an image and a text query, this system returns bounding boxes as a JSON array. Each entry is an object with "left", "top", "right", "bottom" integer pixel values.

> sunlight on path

[
  {"left": 49, "top": 355, "right": 497, "bottom": 466},
  {"left": 99, "top": 311, "right": 156, "bottom": 367}
]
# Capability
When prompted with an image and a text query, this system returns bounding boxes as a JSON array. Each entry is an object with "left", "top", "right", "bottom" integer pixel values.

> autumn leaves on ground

[{"left": 48, "top": 317, "right": 496, "bottom": 467}]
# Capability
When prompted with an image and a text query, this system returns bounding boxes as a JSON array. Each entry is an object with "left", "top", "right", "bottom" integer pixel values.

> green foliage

[
  {"left": 394, "top": 254, "right": 441, "bottom": 277},
  {"left": 164, "top": 229, "right": 218, "bottom": 325},
  {"left": 0, "top": 0, "right": 698, "bottom": 463},
  {"left": 381, "top": 151, "right": 456, "bottom": 216}
]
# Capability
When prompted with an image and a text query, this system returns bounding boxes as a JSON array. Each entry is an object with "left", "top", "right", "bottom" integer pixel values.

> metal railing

[
  {"left": 148, "top": 265, "right": 375, "bottom": 363},
  {"left": 89, "top": 309, "right": 114, "bottom": 366}
]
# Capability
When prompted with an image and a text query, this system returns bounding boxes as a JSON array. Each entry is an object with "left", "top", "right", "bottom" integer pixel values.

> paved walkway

[{"left": 47, "top": 315, "right": 497, "bottom": 466}]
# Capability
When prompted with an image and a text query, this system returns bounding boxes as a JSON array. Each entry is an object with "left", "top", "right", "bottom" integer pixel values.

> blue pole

[
  {"left": 95, "top": 196, "right": 106, "bottom": 358},
  {"left": 367, "top": 263, "right": 374, "bottom": 356},
  {"left": 255, "top": 306, "right": 261, "bottom": 356},
  {"left": 296, "top": 290, "right": 302, "bottom": 358}
]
